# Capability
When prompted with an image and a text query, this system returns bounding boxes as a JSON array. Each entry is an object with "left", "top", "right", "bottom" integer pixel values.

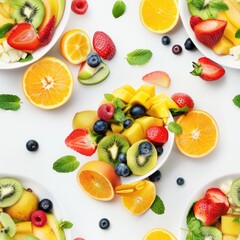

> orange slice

[
  {"left": 22, "top": 56, "right": 74, "bottom": 110},
  {"left": 139, "top": 0, "right": 179, "bottom": 34},
  {"left": 115, "top": 180, "right": 146, "bottom": 196},
  {"left": 77, "top": 161, "right": 121, "bottom": 201},
  {"left": 175, "top": 110, "right": 219, "bottom": 158},
  {"left": 143, "top": 228, "right": 177, "bottom": 240},
  {"left": 60, "top": 29, "right": 91, "bottom": 65},
  {"left": 120, "top": 180, "right": 156, "bottom": 215}
]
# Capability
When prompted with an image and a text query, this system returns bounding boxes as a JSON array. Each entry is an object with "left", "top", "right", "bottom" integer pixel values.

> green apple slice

[{"left": 78, "top": 61, "right": 104, "bottom": 80}]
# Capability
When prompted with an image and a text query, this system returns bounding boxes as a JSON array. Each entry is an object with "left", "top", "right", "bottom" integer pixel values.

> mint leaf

[
  {"left": 170, "top": 106, "right": 189, "bottom": 117},
  {"left": 59, "top": 220, "right": 73, "bottom": 229},
  {"left": 191, "top": 0, "right": 204, "bottom": 8},
  {"left": 0, "top": 94, "right": 21, "bottom": 111},
  {"left": 114, "top": 98, "right": 125, "bottom": 109},
  {"left": 233, "top": 216, "right": 240, "bottom": 222},
  {"left": 233, "top": 94, "right": 240, "bottom": 108},
  {"left": 114, "top": 108, "right": 126, "bottom": 122},
  {"left": 112, "top": 0, "right": 126, "bottom": 18},
  {"left": 53, "top": 155, "right": 80, "bottom": 173},
  {"left": 104, "top": 93, "right": 115, "bottom": 101},
  {"left": 126, "top": 49, "right": 152, "bottom": 65},
  {"left": 19, "top": 54, "right": 33, "bottom": 62},
  {"left": 168, "top": 122, "right": 182, "bottom": 134},
  {"left": 209, "top": 0, "right": 229, "bottom": 11},
  {"left": 235, "top": 29, "right": 240, "bottom": 39},
  {"left": 0, "top": 23, "right": 14, "bottom": 38},
  {"left": 150, "top": 195, "right": 165, "bottom": 215}
]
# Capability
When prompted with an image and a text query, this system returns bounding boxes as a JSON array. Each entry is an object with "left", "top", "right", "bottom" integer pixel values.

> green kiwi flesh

[
  {"left": 230, "top": 178, "right": 240, "bottom": 207},
  {"left": 98, "top": 134, "right": 130, "bottom": 167},
  {"left": 0, "top": 177, "right": 23, "bottom": 208},
  {"left": 127, "top": 140, "right": 157, "bottom": 176},
  {"left": 0, "top": 212, "right": 16, "bottom": 237},
  {"left": 0, "top": 232, "right": 12, "bottom": 240},
  {"left": 200, "top": 226, "right": 222, "bottom": 240},
  {"left": 10, "top": 0, "right": 45, "bottom": 29}
]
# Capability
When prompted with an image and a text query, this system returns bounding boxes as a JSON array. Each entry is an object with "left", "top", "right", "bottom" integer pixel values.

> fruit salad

[
  {"left": 0, "top": 177, "right": 68, "bottom": 239},
  {"left": 0, "top": 0, "right": 66, "bottom": 63},
  {"left": 187, "top": 0, "right": 240, "bottom": 60},
  {"left": 184, "top": 177, "right": 240, "bottom": 239}
]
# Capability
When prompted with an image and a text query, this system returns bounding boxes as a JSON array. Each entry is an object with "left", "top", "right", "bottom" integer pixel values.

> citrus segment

[
  {"left": 143, "top": 228, "right": 177, "bottom": 240},
  {"left": 139, "top": 0, "right": 179, "bottom": 33},
  {"left": 120, "top": 180, "right": 156, "bottom": 215},
  {"left": 60, "top": 29, "right": 91, "bottom": 65},
  {"left": 175, "top": 110, "right": 219, "bottom": 158},
  {"left": 22, "top": 56, "right": 74, "bottom": 110},
  {"left": 77, "top": 161, "right": 121, "bottom": 201},
  {"left": 115, "top": 180, "right": 146, "bottom": 196}
]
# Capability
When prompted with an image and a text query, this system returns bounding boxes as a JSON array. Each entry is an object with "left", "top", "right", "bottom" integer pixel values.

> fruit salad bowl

[
  {"left": 178, "top": 0, "right": 240, "bottom": 69},
  {"left": 0, "top": 0, "right": 71, "bottom": 70}
]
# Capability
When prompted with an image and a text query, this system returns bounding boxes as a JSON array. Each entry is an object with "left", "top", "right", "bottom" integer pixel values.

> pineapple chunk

[
  {"left": 129, "top": 91, "right": 151, "bottom": 109},
  {"left": 146, "top": 101, "right": 169, "bottom": 119},
  {"left": 16, "top": 221, "right": 32, "bottom": 234},
  {"left": 221, "top": 215, "right": 240, "bottom": 236},
  {"left": 112, "top": 88, "right": 134, "bottom": 103},
  {"left": 136, "top": 85, "right": 155, "bottom": 97},
  {"left": 135, "top": 116, "right": 163, "bottom": 132}
]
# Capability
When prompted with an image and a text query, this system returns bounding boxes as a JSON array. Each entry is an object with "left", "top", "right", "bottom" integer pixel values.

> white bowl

[
  {"left": 178, "top": 0, "right": 240, "bottom": 69},
  {"left": 0, "top": 1, "right": 71, "bottom": 70},
  {"left": 179, "top": 173, "right": 240, "bottom": 239}
]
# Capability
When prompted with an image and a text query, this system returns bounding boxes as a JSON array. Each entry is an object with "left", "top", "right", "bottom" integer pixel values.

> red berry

[
  {"left": 190, "top": 16, "right": 202, "bottom": 30},
  {"left": 97, "top": 103, "right": 115, "bottom": 121},
  {"left": 171, "top": 93, "right": 194, "bottom": 109},
  {"left": 71, "top": 0, "right": 88, "bottom": 15},
  {"left": 31, "top": 210, "right": 47, "bottom": 227},
  {"left": 146, "top": 126, "right": 168, "bottom": 145}
]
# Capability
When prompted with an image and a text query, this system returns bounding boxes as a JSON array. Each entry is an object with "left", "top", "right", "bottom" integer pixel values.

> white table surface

[{"left": 1, "top": 0, "right": 240, "bottom": 239}]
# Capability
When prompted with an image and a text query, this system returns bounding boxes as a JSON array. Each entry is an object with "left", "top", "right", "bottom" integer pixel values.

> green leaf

[
  {"left": 0, "top": 94, "right": 21, "bottom": 111},
  {"left": 233, "top": 94, "right": 240, "bottom": 108},
  {"left": 114, "top": 98, "right": 125, "bottom": 109},
  {"left": 170, "top": 106, "right": 189, "bottom": 117},
  {"left": 0, "top": 23, "right": 14, "bottom": 38},
  {"left": 59, "top": 220, "right": 73, "bottom": 229},
  {"left": 104, "top": 93, "right": 115, "bottom": 101},
  {"left": 168, "top": 122, "right": 182, "bottom": 134},
  {"left": 150, "top": 195, "right": 165, "bottom": 215},
  {"left": 19, "top": 54, "right": 33, "bottom": 62},
  {"left": 209, "top": 0, "right": 229, "bottom": 11},
  {"left": 113, "top": 108, "right": 126, "bottom": 122},
  {"left": 112, "top": 0, "right": 126, "bottom": 18},
  {"left": 233, "top": 216, "right": 240, "bottom": 222},
  {"left": 126, "top": 49, "right": 152, "bottom": 65},
  {"left": 53, "top": 155, "right": 80, "bottom": 173},
  {"left": 191, "top": 0, "right": 204, "bottom": 8},
  {"left": 235, "top": 29, "right": 240, "bottom": 39}
]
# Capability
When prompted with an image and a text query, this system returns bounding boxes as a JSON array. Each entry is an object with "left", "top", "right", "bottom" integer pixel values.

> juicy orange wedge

[{"left": 143, "top": 228, "right": 177, "bottom": 240}]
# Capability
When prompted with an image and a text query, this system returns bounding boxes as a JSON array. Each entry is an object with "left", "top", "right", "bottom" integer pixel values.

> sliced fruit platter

[
  {"left": 178, "top": 0, "right": 240, "bottom": 69},
  {"left": 180, "top": 173, "right": 240, "bottom": 240},
  {"left": 0, "top": 0, "right": 70, "bottom": 69},
  {"left": 0, "top": 175, "right": 71, "bottom": 239}
]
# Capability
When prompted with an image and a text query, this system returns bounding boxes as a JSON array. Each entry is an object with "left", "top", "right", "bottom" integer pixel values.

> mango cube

[
  {"left": 129, "top": 91, "right": 151, "bottom": 109},
  {"left": 121, "top": 85, "right": 136, "bottom": 95},
  {"left": 112, "top": 88, "right": 134, "bottom": 103},
  {"left": 221, "top": 215, "right": 240, "bottom": 236},
  {"left": 136, "top": 85, "right": 155, "bottom": 97},
  {"left": 111, "top": 123, "right": 123, "bottom": 133},
  {"left": 135, "top": 116, "right": 163, "bottom": 132},
  {"left": 146, "top": 101, "right": 169, "bottom": 118}
]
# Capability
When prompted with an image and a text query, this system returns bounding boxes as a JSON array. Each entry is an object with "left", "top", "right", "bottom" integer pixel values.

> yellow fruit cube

[
  {"left": 135, "top": 116, "right": 163, "bottom": 132},
  {"left": 16, "top": 221, "right": 32, "bottom": 234},
  {"left": 136, "top": 85, "right": 155, "bottom": 97},
  {"left": 146, "top": 102, "right": 169, "bottom": 118},
  {"left": 121, "top": 85, "right": 136, "bottom": 95},
  {"left": 156, "top": 92, "right": 179, "bottom": 109},
  {"left": 129, "top": 91, "right": 151, "bottom": 109},
  {"left": 212, "top": 36, "right": 234, "bottom": 55},
  {"left": 112, "top": 88, "right": 134, "bottom": 103},
  {"left": 221, "top": 215, "right": 240, "bottom": 236},
  {"left": 111, "top": 123, "right": 123, "bottom": 133}
]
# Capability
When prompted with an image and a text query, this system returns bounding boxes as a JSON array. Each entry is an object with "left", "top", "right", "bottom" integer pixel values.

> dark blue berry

[
  {"left": 129, "top": 105, "right": 146, "bottom": 119},
  {"left": 184, "top": 38, "right": 196, "bottom": 51},
  {"left": 99, "top": 218, "right": 110, "bottom": 229},
  {"left": 172, "top": 44, "right": 182, "bottom": 55},
  {"left": 93, "top": 120, "right": 108, "bottom": 134},
  {"left": 39, "top": 199, "right": 53, "bottom": 212},
  {"left": 123, "top": 119, "right": 133, "bottom": 129},
  {"left": 177, "top": 177, "right": 185, "bottom": 186},
  {"left": 138, "top": 141, "right": 152, "bottom": 156},
  {"left": 118, "top": 152, "right": 127, "bottom": 163},
  {"left": 115, "top": 163, "right": 131, "bottom": 177},
  {"left": 86, "top": 52, "right": 101, "bottom": 67},
  {"left": 161, "top": 36, "right": 171, "bottom": 45},
  {"left": 26, "top": 140, "right": 39, "bottom": 152},
  {"left": 155, "top": 146, "right": 164, "bottom": 156},
  {"left": 148, "top": 170, "right": 162, "bottom": 182}
]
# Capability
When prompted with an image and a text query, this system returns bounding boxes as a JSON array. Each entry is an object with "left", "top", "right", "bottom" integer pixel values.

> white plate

[
  {"left": 178, "top": 0, "right": 240, "bottom": 69},
  {"left": 179, "top": 173, "right": 240, "bottom": 239},
  {"left": 0, "top": 0, "right": 71, "bottom": 70},
  {"left": 0, "top": 174, "right": 71, "bottom": 239}
]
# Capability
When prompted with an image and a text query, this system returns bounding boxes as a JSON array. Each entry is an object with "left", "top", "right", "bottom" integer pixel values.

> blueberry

[
  {"left": 148, "top": 170, "right": 162, "bottom": 182},
  {"left": 155, "top": 146, "right": 164, "bottom": 156},
  {"left": 161, "top": 36, "right": 171, "bottom": 45},
  {"left": 39, "top": 199, "right": 53, "bottom": 212},
  {"left": 123, "top": 119, "right": 133, "bottom": 129},
  {"left": 184, "top": 38, "right": 196, "bottom": 51},
  {"left": 99, "top": 218, "right": 110, "bottom": 229},
  {"left": 177, "top": 177, "right": 185, "bottom": 186},
  {"left": 172, "top": 44, "right": 182, "bottom": 55},
  {"left": 86, "top": 52, "right": 101, "bottom": 67},
  {"left": 26, "top": 140, "right": 39, "bottom": 152},
  {"left": 118, "top": 152, "right": 127, "bottom": 163},
  {"left": 115, "top": 163, "right": 131, "bottom": 177},
  {"left": 138, "top": 141, "right": 152, "bottom": 156},
  {"left": 93, "top": 120, "right": 108, "bottom": 134},
  {"left": 129, "top": 105, "right": 146, "bottom": 119}
]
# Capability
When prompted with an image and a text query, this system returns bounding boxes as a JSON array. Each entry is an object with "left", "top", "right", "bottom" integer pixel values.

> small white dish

[{"left": 178, "top": 0, "right": 240, "bottom": 69}]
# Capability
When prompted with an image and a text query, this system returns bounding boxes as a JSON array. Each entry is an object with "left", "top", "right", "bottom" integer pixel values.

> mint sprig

[
  {"left": 170, "top": 106, "right": 189, "bottom": 117},
  {"left": 53, "top": 155, "right": 80, "bottom": 173},
  {"left": 126, "top": 49, "right": 152, "bottom": 65},
  {"left": 0, "top": 23, "right": 14, "bottom": 38},
  {"left": 232, "top": 94, "right": 240, "bottom": 108},
  {"left": 150, "top": 195, "right": 165, "bottom": 215},
  {"left": 112, "top": 0, "right": 126, "bottom": 18},
  {"left": 19, "top": 54, "right": 33, "bottom": 62},
  {"left": 168, "top": 122, "right": 182, "bottom": 134},
  {"left": 235, "top": 29, "right": 240, "bottom": 39},
  {"left": 0, "top": 94, "right": 21, "bottom": 111},
  {"left": 59, "top": 220, "right": 73, "bottom": 229},
  {"left": 209, "top": 0, "right": 229, "bottom": 11}
]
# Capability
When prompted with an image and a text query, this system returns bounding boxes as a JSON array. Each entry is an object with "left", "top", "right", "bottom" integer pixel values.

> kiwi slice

[
  {"left": 200, "top": 226, "right": 222, "bottom": 240},
  {"left": 0, "top": 212, "right": 16, "bottom": 237},
  {"left": 9, "top": 0, "right": 45, "bottom": 29},
  {"left": 127, "top": 140, "right": 157, "bottom": 176},
  {"left": 0, "top": 177, "right": 23, "bottom": 208},
  {"left": 230, "top": 178, "right": 240, "bottom": 207},
  {"left": 98, "top": 134, "right": 130, "bottom": 167}
]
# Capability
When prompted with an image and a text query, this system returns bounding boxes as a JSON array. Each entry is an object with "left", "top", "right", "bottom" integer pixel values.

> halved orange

[
  {"left": 175, "top": 110, "right": 219, "bottom": 158},
  {"left": 60, "top": 29, "right": 91, "bottom": 65},
  {"left": 143, "top": 228, "right": 177, "bottom": 240},
  {"left": 77, "top": 161, "right": 121, "bottom": 201},
  {"left": 139, "top": 0, "right": 179, "bottom": 33},
  {"left": 120, "top": 180, "right": 156, "bottom": 215},
  {"left": 22, "top": 56, "right": 74, "bottom": 110}
]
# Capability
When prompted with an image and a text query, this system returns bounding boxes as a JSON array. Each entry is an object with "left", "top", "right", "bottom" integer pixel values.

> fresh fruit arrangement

[
  {"left": 184, "top": 177, "right": 240, "bottom": 239},
  {"left": 0, "top": 0, "right": 66, "bottom": 63},
  {"left": 0, "top": 177, "right": 68, "bottom": 240}
]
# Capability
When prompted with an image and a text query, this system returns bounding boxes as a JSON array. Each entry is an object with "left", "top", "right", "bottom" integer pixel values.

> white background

[{"left": 1, "top": 0, "right": 240, "bottom": 239}]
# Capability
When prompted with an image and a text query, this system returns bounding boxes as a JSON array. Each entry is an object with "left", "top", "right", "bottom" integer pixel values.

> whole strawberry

[
  {"left": 146, "top": 126, "right": 168, "bottom": 145},
  {"left": 171, "top": 93, "right": 194, "bottom": 109},
  {"left": 93, "top": 31, "right": 116, "bottom": 60}
]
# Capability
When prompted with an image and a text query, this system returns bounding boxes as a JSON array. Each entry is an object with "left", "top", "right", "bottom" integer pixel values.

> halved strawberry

[
  {"left": 7, "top": 23, "right": 40, "bottom": 51},
  {"left": 146, "top": 126, "right": 168, "bottom": 145},
  {"left": 142, "top": 71, "right": 171, "bottom": 88},
  {"left": 171, "top": 93, "right": 194, "bottom": 109},
  {"left": 193, "top": 19, "right": 227, "bottom": 48},
  {"left": 189, "top": 16, "right": 202, "bottom": 30}
]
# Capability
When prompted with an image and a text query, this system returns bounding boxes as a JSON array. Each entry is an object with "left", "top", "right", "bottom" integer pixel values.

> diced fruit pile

[
  {"left": 0, "top": 0, "right": 66, "bottom": 63},
  {"left": 185, "top": 178, "right": 240, "bottom": 239},
  {"left": 0, "top": 177, "right": 67, "bottom": 240}
]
